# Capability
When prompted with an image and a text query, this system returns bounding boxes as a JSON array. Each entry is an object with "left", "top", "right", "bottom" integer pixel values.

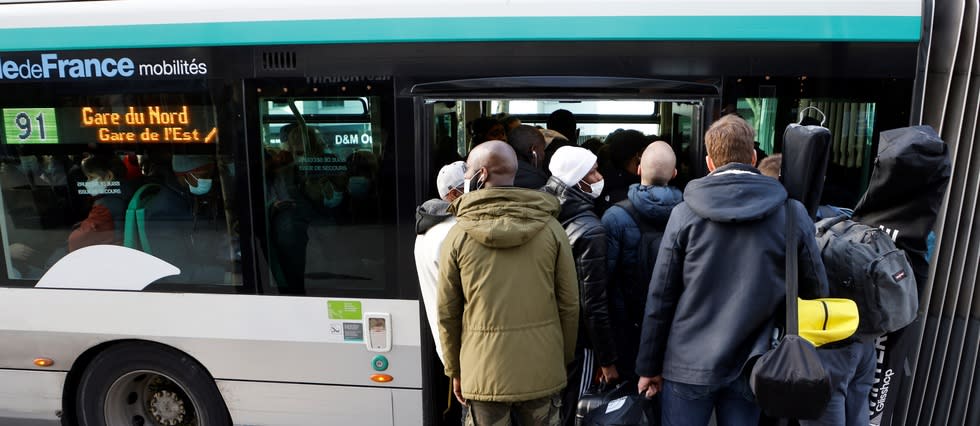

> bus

[{"left": 0, "top": 1, "right": 961, "bottom": 425}]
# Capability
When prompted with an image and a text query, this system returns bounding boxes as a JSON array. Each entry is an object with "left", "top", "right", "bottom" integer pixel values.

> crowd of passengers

[
  {"left": 415, "top": 111, "right": 873, "bottom": 426},
  {"left": 0, "top": 149, "right": 232, "bottom": 280}
]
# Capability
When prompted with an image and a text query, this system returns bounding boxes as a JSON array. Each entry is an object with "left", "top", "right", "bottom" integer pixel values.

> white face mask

[
  {"left": 84, "top": 180, "right": 106, "bottom": 196},
  {"left": 583, "top": 179, "right": 604, "bottom": 199},
  {"left": 186, "top": 173, "right": 212, "bottom": 195}
]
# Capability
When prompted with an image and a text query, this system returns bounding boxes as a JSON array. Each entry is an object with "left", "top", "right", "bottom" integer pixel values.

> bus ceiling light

[
  {"left": 370, "top": 374, "right": 394, "bottom": 383},
  {"left": 33, "top": 358, "right": 54, "bottom": 367}
]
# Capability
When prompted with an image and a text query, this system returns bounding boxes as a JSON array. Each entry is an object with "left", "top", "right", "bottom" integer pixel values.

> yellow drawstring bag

[{"left": 798, "top": 298, "right": 859, "bottom": 347}]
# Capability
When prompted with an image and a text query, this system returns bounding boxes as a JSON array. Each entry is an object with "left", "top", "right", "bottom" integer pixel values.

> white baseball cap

[{"left": 436, "top": 161, "right": 467, "bottom": 199}]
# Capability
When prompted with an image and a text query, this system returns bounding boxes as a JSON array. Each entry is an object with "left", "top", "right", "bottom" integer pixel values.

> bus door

[
  {"left": 409, "top": 76, "right": 719, "bottom": 424},
  {"left": 243, "top": 78, "right": 422, "bottom": 426}
]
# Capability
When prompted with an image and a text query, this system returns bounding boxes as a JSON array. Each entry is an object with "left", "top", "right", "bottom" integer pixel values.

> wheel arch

[{"left": 60, "top": 339, "right": 230, "bottom": 425}]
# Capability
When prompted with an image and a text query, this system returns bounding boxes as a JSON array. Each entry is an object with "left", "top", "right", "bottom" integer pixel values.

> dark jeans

[
  {"left": 799, "top": 340, "right": 876, "bottom": 426},
  {"left": 661, "top": 376, "right": 759, "bottom": 426}
]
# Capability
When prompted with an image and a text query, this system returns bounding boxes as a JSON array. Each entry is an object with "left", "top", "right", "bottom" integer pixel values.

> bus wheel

[{"left": 75, "top": 342, "right": 230, "bottom": 426}]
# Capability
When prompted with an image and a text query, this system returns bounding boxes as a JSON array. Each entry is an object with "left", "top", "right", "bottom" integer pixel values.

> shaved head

[
  {"left": 466, "top": 140, "right": 518, "bottom": 187},
  {"left": 639, "top": 141, "right": 676, "bottom": 186}
]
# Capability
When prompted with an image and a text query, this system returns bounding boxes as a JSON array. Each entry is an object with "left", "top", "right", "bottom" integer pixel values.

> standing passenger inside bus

[
  {"left": 438, "top": 141, "right": 578, "bottom": 426},
  {"left": 635, "top": 115, "right": 828, "bottom": 426},
  {"left": 541, "top": 146, "right": 619, "bottom": 426},
  {"left": 595, "top": 130, "right": 650, "bottom": 215},
  {"left": 507, "top": 125, "right": 550, "bottom": 189},
  {"left": 265, "top": 126, "right": 324, "bottom": 294},
  {"left": 545, "top": 109, "right": 578, "bottom": 168},
  {"left": 468, "top": 117, "right": 507, "bottom": 150}
]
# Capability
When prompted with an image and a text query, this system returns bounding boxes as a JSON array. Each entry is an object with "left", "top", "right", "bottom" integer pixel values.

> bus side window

[{"left": 258, "top": 94, "right": 389, "bottom": 296}]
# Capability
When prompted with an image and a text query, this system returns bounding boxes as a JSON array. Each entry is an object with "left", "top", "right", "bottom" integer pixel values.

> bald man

[
  {"left": 600, "top": 141, "right": 684, "bottom": 382},
  {"left": 437, "top": 141, "right": 579, "bottom": 425}
]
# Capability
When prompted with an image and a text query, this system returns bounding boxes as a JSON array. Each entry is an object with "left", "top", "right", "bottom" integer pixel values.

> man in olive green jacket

[{"left": 438, "top": 140, "right": 579, "bottom": 425}]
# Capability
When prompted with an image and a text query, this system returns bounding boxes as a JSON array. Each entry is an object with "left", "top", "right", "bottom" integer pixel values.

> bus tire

[{"left": 75, "top": 341, "right": 231, "bottom": 426}]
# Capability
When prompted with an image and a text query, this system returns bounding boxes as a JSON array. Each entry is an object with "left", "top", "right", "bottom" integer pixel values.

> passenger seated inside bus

[
  {"left": 127, "top": 153, "right": 237, "bottom": 285},
  {"left": 68, "top": 154, "right": 131, "bottom": 252}
]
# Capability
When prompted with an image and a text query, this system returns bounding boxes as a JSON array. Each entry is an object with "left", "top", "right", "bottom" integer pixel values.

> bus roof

[{"left": 0, "top": 0, "right": 922, "bottom": 51}]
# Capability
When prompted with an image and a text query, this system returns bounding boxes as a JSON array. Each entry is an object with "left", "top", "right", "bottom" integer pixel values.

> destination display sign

[{"left": 2, "top": 100, "right": 217, "bottom": 145}]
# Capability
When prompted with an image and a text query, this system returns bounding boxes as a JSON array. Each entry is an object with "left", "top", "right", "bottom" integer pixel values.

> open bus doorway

[{"left": 411, "top": 77, "right": 719, "bottom": 425}]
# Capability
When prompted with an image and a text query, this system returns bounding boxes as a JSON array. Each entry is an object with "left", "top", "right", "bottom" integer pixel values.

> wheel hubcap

[{"left": 104, "top": 370, "right": 200, "bottom": 426}]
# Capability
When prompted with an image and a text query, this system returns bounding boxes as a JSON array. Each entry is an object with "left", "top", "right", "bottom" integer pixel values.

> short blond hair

[
  {"left": 757, "top": 154, "right": 782, "bottom": 178},
  {"left": 705, "top": 115, "right": 755, "bottom": 167}
]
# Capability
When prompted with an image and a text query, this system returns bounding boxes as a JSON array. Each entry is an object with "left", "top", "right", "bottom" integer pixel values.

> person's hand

[
  {"left": 8, "top": 243, "right": 36, "bottom": 261},
  {"left": 637, "top": 375, "right": 663, "bottom": 399},
  {"left": 453, "top": 377, "right": 467, "bottom": 406},
  {"left": 598, "top": 364, "right": 620, "bottom": 384}
]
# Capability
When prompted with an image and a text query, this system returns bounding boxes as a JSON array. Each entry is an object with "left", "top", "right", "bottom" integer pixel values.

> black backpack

[
  {"left": 614, "top": 199, "right": 665, "bottom": 324},
  {"left": 814, "top": 215, "right": 918, "bottom": 336}
]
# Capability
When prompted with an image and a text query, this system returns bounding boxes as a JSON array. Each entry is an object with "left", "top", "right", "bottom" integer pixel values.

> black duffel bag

[
  {"left": 576, "top": 380, "right": 656, "bottom": 426},
  {"left": 750, "top": 203, "right": 832, "bottom": 420}
]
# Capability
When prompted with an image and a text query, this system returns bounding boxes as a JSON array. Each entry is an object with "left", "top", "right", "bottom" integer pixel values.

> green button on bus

[{"left": 372, "top": 355, "right": 389, "bottom": 371}]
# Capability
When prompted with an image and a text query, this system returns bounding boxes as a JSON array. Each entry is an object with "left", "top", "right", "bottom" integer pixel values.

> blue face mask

[
  {"left": 347, "top": 176, "right": 371, "bottom": 198},
  {"left": 323, "top": 187, "right": 343, "bottom": 208},
  {"left": 186, "top": 173, "right": 212, "bottom": 196}
]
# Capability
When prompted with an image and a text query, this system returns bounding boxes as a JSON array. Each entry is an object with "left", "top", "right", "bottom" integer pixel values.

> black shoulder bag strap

[{"left": 786, "top": 201, "right": 799, "bottom": 337}]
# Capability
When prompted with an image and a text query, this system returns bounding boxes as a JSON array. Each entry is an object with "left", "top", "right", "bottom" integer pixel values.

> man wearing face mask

[
  {"left": 438, "top": 141, "right": 578, "bottom": 425},
  {"left": 541, "top": 146, "right": 619, "bottom": 425},
  {"left": 507, "top": 125, "right": 550, "bottom": 190},
  {"left": 172, "top": 155, "right": 216, "bottom": 197}
]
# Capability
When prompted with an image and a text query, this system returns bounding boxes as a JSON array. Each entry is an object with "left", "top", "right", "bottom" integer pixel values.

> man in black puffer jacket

[{"left": 541, "top": 146, "right": 618, "bottom": 426}]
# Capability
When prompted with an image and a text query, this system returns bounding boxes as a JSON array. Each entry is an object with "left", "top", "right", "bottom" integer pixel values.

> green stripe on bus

[{"left": 0, "top": 16, "right": 921, "bottom": 51}]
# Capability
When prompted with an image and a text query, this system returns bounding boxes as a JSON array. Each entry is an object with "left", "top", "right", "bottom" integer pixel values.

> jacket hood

[
  {"left": 415, "top": 198, "right": 452, "bottom": 234},
  {"left": 627, "top": 183, "right": 684, "bottom": 227},
  {"left": 684, "top": 163, "right": 787, "bottom": 222},
  {"left": 449, "top": 187, "right": 559, "bottom": 249},
  {"left": 542, "top": 176, "right": 595, "bottom": 223}
]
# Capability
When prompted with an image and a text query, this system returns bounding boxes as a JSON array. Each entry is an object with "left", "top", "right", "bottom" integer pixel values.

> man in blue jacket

[
  {"left": 602, "top": 141, "right": 683, "bottom": 381},
  {"left": 635, "top": 115, "right": 828, "bottom": 426}
]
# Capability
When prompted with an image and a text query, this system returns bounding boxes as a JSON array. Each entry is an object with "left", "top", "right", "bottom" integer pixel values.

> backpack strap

[
  {"left": 815, "top": 214, "right": 850, "bottom": 235},
  {"left": 615, "top": 199, "right": 655, "bottom": 232}
]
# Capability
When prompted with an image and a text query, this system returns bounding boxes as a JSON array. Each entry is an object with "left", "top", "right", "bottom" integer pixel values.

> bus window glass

[
  {"left": 259, "top": 96, "right": 387, "bottom": 296},
  {"left": 737, "top": 98, "right": 778, "bottom": 155},
  {"left": 0, "top": 89, "right": 242, "bottom": 289},
  {"left": 798, "top": 99, "right": 877, "bottom": 201}
]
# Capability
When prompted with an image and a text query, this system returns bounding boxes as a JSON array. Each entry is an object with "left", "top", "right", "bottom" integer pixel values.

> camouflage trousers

[{"left": 465, "top": 393, "right": 562, "bottom": 426}]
